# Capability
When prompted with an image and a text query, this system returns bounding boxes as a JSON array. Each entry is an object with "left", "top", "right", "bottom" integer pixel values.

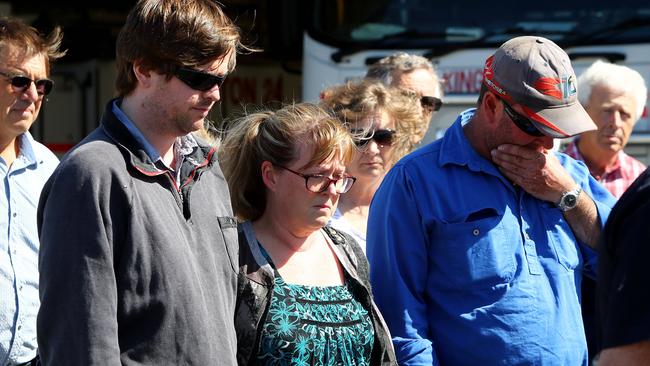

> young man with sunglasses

[
  {"left": 37, "top": 1, "right": 252, "bottom": 365},
  {"left": 366, "top": 52, "right": 443, "bottom": 144},
  {"left": 367, "top": 36, "right": 617, "bottom": 366},
  {"left": 0, "top": 16, "right": 64, "bottom": 366}
]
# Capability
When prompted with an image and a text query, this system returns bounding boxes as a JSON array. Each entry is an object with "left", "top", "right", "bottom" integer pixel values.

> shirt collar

[
  {"left": 17, "top": 132, "right": 37, "bottom": 164},
  {"left": 112, "top": 100, "right": 162, "bottom": 163},
  {"left": 112, "top": 100, "right": 199, "bottom": 168},
  {"left": 438, "top": 108, "right": 503, "bottom": 178}
]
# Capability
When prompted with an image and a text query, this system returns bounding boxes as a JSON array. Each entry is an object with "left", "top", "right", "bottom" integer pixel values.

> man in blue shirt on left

[{"left": 0, "top": 16, "right": 65, "bottom": 366}]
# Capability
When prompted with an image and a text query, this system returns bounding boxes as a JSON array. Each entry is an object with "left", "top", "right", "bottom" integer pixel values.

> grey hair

[
  {"left": 577, "top": 60, "right": 647, "bottom": 119},
  {"left": 366, "top": 52, "right": 438, "bottom": 86}
]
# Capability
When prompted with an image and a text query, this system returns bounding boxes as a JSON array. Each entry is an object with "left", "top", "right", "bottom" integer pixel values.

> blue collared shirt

[
  {"left": 1, "top": 133, "right": 58, "bottom": 365},
  {"left": 367, "top": 110, "right": 616, "bottom": 366}
]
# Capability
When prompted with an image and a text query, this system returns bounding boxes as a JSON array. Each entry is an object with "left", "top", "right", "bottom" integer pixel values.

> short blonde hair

[
  {"left": 219, "top": 103, "right": 355, "bottom": 221},
  {"left": 366, "top": 52, "right": 442, "bottom": 96},
  {"left": 320, "top": 79, "right": 422, "bottom": 165}
]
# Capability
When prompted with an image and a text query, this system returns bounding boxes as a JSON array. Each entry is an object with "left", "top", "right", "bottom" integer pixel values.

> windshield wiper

[
  {"left": 570, "top": 16, "right": 650, "bottom": 44},
  {"left": 331, "top": 29, "right": 449, "bottom": 62}
]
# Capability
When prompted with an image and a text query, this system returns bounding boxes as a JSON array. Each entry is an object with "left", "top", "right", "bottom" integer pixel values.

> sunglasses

[
  {"left": 351, "top": 128, "right": 396, "bottom": 148},
  {"left": 0, "top": 71, "right": 54, "bottom": 96},
  {"left": 501, "top": 100, "right": 544, "bottom": 137},
  {"left": 421, "top": 96, "right": 443, "bottom": 112},
  {"left": 174, "top": 67, "right": 227, "bottom": 91}
]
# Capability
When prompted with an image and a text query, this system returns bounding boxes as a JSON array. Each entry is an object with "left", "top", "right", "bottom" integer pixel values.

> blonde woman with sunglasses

[{"left": 320, "top": 80, "right": 421, "bottom": 252}]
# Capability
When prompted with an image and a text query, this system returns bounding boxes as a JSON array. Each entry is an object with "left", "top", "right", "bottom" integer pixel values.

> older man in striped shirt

[{"left": 563, "top": 60, "right": 647, "bottom": 199}]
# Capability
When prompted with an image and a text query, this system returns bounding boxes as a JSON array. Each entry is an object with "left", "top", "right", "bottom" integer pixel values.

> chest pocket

[
  {"left": 541, "top": 204, "right": 580, "bottom": 271},
  {"left": 217, "top": 216, "right": 239, "bottom": 273},
  {"left": 430, "top": 208, "right": 515, "bottom": 289}
]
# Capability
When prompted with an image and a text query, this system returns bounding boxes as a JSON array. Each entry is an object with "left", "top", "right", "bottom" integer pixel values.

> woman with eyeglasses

[
  {"left": 219, "top": 103, "right": 397, "bottom": 366},
  {"left": 320, "top": 79, "right": 421, "bottom": 252}
]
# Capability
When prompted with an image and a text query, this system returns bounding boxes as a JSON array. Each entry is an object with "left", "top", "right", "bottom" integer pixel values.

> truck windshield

[{"left": 311, "top": 0, "right": 650, "bottom": 49}]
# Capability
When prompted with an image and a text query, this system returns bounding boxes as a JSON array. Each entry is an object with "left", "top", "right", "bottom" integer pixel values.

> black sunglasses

[
  {"left": 0, "top": 71, "right": 54, "bottom": 96},
  {"left": 421, "top": 96, "right": 443, "bottom": 112},
  {"left": 174, "top": 67, "right": 226, "bottom": 91},
  {"left": 501, "top": 100, "right": 544, "bottom": 137},
  {"left": 351, "top": 128, "right": 396, "bottom": 148}
]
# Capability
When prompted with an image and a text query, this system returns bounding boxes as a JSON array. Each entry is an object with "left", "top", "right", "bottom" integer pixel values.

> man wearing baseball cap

[{"left": 367, "top": 36, "right": 617, "bottom": 365}]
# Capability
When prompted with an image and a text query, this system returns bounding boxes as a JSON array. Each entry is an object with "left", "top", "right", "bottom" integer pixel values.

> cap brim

[{"left": 522, "top": 102, "right": 597, "bottom": 139}]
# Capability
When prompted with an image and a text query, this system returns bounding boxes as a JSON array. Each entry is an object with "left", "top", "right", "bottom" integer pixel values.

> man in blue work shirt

[
  {"left": 0, "top": 17, "right": 64, "bottom": 366},
  {"left": 367, "top": 36, "right": 617, "bottom": 365}
]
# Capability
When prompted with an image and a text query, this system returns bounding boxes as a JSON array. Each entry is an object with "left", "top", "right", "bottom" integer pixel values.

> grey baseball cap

[{"left": 482, "top": 36, "right": 597, "bottom": 138}]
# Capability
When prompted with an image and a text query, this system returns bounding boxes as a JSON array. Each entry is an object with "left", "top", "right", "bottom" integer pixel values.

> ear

[
  {"left": 260, "top": 161, "right": 279, "bottom": 192},
  {"left": 132, "top": 60, "right": 153, "bottom": 88},
  {"left": 481, "top": 91, "right": 502, "bottom": 126}
]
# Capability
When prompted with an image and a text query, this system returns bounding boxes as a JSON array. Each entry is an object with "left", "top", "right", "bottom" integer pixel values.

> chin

[{"left": 311, "top": 215, "right": 331, "bottom": 228}]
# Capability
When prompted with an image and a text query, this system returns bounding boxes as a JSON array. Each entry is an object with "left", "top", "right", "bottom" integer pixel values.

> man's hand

[
  {"left": 491, "top": 143, "right": 600, "bottom": 249},
  {"left": 491, "top": 144, "right": 576, "bottom": 203}
]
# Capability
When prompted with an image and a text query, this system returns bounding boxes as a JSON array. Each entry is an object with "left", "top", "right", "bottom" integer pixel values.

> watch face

[{"left": 565, "top": 195, "right": 577, "bottom": 207}]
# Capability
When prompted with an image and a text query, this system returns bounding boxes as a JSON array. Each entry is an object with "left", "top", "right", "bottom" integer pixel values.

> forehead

[
  {"left": 589, "top": 84, "right": 637, "bottom": 109},
  {"left": 353, "top": 109, "right": 394, "bottom": 129},
  {"left": 200, "top": 50, "right": 234, "bottom": 75},
  {"left": 292, "top": 140, "right": 345, "bottom": 171},
  {"left": 0, "top": 45, "right": 47, "bottom": 75},
  {"left": 394, "top": 68, "right": 439, "bottom": 97}
]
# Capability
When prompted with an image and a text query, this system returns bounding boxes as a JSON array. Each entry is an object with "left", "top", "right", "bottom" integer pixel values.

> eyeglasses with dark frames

[
  {"left": 0, "top": 71, "right": 54, "bottom": 96},
  {"left": 421, "top": 96, "right": 443, "bottom": 112},
  {"left": 500, "top": 100, "right": 544, "bottom": 137},
  {"left": 275, "top": 164, "right": 356, "bottom": 194},
  {"left": 174, "top": 67, "right": 227, "bottom": 91},
  {"left": 350, "top": 128, "right": 396, "bottom": 148}
]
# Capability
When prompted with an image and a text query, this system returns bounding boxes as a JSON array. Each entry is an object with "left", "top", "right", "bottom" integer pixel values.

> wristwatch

[{"left": 557, "top": 186, "right": 582, "bottom": 212}]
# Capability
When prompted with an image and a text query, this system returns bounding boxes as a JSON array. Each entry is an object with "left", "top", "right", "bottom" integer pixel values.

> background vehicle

[{"left": 303, "top": 1, "right": 650, "bottom": 161}]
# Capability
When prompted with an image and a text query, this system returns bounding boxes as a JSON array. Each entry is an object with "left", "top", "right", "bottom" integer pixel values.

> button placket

[{"left": 519, "top": 195, "right": 541, "bottom": 275}]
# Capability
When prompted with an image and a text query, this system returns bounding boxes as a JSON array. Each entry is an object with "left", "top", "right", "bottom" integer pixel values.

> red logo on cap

[
  {"left": 483, "top": 55, "right": 507, "bottom": 97},
  {"left": 533, "top": 77, "right": 563, "bottom": 100}
]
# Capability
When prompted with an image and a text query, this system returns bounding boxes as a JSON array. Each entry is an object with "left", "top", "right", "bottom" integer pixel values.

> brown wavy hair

[{"left": 115, "top": 0, "right": 257, "bottom": 96}]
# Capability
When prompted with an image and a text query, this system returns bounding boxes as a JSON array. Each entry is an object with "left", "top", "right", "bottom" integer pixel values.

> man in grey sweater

[{"left": 36, "top": 0, "right": 251, "bottom": 364}]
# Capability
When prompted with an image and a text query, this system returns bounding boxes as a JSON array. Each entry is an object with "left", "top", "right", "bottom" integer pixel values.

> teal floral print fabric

[{"left": 256, "top": 273, "right": 375, "bottom": 365}]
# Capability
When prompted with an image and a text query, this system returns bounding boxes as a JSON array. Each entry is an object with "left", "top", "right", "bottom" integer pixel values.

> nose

[
  {"left": 363, "top": 139, "right": 384, "bottom": 154},
  {"left": 321, "top": 179, "right": 340, "bottom": 197},
  {"left": 203, "top": 84, "right": 221, "bottom": 102},
  {"left": 21, "top": 82, "right": 40, "bottom": 102},
  {"left": 532, "top": 135, "right": 555, "bottom": 150},
  {"left": 602, "top": 110, "right": 624, "bottom": 129}
]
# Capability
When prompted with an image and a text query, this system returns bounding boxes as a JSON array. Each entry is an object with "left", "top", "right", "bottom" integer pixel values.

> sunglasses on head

[
  {"left": 0, "top": 71, "right": 54, "bottom": 96},
  {"left": 174, "top": 67, "right": 227, "bottom": 91},
  {"left": 500, "top": 100, "right": 544, "bottom": 137},
  {"left": 421, "top": 96, "right": 442, "bottom": 112},
  {"left": 351, "top": 128, "right": 396, "bottom": 148}
]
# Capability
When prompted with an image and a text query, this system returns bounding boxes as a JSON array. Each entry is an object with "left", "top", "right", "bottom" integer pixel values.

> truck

[{"left": 302, "top": 0, "right": 650, "bottom": 162}]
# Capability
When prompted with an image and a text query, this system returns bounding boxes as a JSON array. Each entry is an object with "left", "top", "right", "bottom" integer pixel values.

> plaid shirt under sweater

[{"left": 564, "top": 140, "right": 646, "bottom": 198}]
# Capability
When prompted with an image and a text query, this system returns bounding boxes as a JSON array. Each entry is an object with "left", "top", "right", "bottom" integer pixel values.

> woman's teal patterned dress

[{"left": 256, "top": 245, "right": 375, "bottom": 365}]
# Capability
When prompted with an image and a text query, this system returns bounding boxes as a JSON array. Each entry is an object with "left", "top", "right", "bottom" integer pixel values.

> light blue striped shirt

[{"left": 1, "top": 132, "right": 58, "bottom": 365}]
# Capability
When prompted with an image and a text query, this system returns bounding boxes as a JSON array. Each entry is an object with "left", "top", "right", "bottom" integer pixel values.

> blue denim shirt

[
  {"left": 1, "top": 133, "right": 58, "bottom": 365},
  {"left": 367, "top": 110, "right": 616, "bottom": 366}
]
